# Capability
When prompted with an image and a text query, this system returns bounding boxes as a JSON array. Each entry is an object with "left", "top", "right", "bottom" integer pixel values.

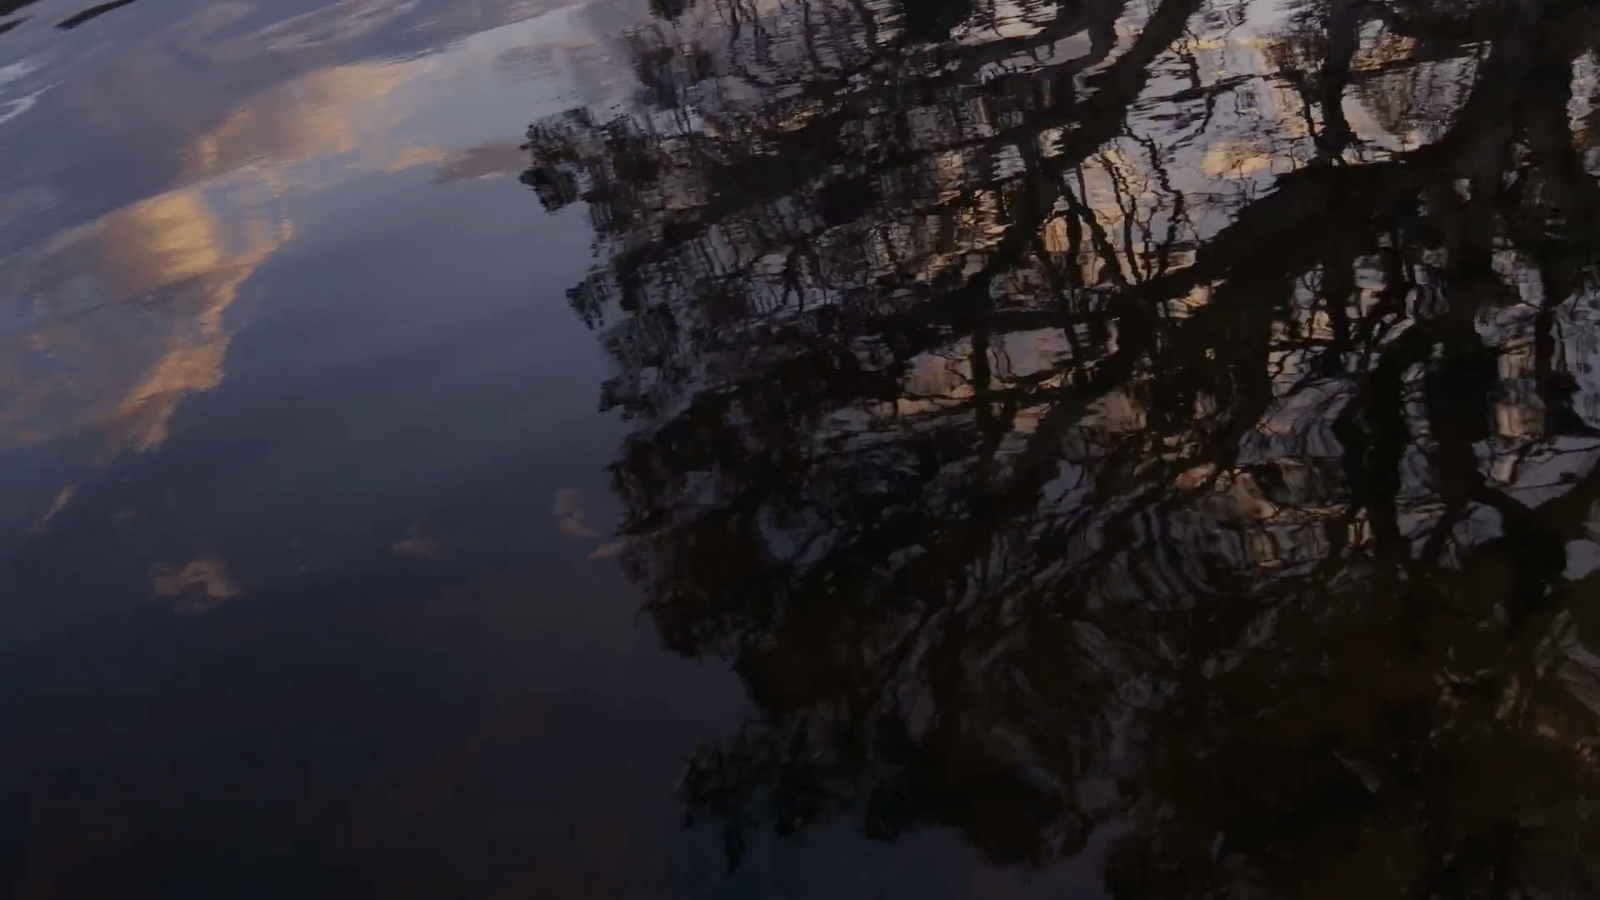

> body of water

[{"left": 5, "top": 0, "right": 1600, "bottom": 895}]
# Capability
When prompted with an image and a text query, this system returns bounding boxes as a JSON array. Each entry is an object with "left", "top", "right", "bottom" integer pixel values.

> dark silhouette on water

[
  {"left": 527, "top": 0, "right": 1600, "bottom": 890},
  {"left": 55, "top": 0, "right": 138, "bottom": 30}
]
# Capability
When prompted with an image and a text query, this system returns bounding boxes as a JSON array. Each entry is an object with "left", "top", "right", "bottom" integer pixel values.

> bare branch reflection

[{"left": 527, "top": 0, "right": 1600, "bottom": 889}]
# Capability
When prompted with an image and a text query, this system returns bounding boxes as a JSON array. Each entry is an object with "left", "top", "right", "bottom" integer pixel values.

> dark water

[{"left": 6, "top": 0, "right": 1600, "bottom": 895}]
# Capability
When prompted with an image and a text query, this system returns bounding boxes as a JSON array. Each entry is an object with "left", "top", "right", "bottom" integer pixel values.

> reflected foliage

[{"left": 526, "top": 0, "right": 1600, "bottom": 889}]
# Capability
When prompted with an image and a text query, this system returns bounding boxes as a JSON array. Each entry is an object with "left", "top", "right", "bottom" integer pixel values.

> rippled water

[{"left": 6, "top": 0, "right": 1600, "bottom": 894}]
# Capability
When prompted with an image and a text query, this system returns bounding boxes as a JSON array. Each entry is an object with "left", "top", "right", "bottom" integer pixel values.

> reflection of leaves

[
  {"left": 902, "top": 0, "right": 973, "bottom": 40},
  {"left": 649, "top": 0, "right": 690, "bottom": 20},
  {"left": 529, "top": 0, "right": 1600, "bottom": 890}
]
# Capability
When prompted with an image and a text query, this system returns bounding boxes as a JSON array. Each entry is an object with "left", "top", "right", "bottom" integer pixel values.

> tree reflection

[{"left": 526, "top": 0, "right": 1600, "bottom": 889}]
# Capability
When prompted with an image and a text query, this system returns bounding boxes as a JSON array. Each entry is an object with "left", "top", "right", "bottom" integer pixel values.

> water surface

[{"left": 7, "top": 0, "right": 1600, "bottom": 894}]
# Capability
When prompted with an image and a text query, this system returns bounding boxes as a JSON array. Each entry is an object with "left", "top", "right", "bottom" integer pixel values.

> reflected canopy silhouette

[{"left": 526, "top": 0, "right": 1600, "bottom": 889}]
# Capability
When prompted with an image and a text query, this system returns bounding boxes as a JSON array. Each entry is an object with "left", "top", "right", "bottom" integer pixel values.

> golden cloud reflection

[
  {"left": 0, "top": 182, "right": 288, "bottom": 455},
  {"left": 182, "top": 60, "right": 443, "bottom": 184},
  {"left": 149, "top": 555, "right": 242, "bottom": 609},
  {"left": 0, "top": 26, "right": 532, "bottom": 462},
  {"left": 0, "top": 1, "right": 621, "bottom": 543}
]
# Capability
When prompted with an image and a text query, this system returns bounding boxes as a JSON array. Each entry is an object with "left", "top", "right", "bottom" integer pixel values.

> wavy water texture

[{"left": 527, "top": 0, "right": 1600, "bottom": 889}]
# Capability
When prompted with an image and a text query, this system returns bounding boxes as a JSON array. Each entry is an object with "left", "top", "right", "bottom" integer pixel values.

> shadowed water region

[{"left": 6, "top": 0, "right": 1600, "bottom": 894}]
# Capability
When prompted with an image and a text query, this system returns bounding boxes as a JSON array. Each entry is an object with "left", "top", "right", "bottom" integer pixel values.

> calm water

[{"left": 5, "top": 0, "right": 1600, "bottom": 895}]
